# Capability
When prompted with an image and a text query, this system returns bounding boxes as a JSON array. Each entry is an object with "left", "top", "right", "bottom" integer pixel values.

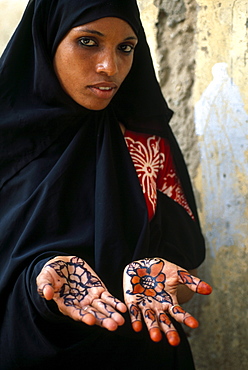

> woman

[{"left": 0, "top": 0, "right": 211, "bottom": 369}]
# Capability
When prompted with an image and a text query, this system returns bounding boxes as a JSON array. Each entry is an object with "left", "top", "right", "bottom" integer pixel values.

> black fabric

[{"left": 0, "top": 0, "right": 205, "bottom": 369}]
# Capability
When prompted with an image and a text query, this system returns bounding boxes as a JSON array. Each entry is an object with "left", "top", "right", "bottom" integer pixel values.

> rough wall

[
  {"left": 1, "top": 1, "right": 248, "bottom": 369},
  {"left": 138, "top": 2, "right": 248, "bottom": 369},
  {"left": 138, "top": 1, "right": 248, "bottom": 369},
  {"left": 139, "top": 0, "right": 199, "bottom": 177},
  {"left": 193, "top": 1, "right": 248, "bottom": 369},
  {"left": 0, "top": 0, "right": 27, "bottom": 53}
]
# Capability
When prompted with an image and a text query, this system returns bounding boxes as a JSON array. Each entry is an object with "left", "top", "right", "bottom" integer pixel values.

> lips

[{"left": 88, "top": 82, "right": 118, "bottom": 99}]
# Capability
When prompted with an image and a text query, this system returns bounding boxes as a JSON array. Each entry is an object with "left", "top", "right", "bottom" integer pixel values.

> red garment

[{"left": 124, "top": 130, "right": 194, "bottom": 221}]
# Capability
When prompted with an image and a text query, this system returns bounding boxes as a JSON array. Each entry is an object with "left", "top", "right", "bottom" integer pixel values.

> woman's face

[{"left": 53, "top": 17, "right": 138, "bottom": 110}]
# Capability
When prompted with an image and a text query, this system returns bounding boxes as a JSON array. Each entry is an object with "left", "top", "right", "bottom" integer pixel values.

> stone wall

[
  {"left": 138, "top": 1, "right": 248, "bottom": 369},
  {"left": 1, "top": 1, "right": 248, "bottom": 369},
  {"left": 192, "top": 2, "right": 248, "bottom": 369},
  {"left": 0, "top": 0, "right": 27, "bottom": 53}
]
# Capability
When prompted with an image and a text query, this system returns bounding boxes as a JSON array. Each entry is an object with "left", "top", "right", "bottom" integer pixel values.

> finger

[
  {"left": 127, "top": 303, "right": 142, "bottom": 332},
  {"left": 101, "top": 291, "right": 127, "bottom": 313},
  {"left": 158, "top": 312, "right": 180, "bottom": 346},
  {"left": 84, "top": 307, "right": 119, "bottom": 331},
  {"left": 167, "top": 331, "right": 181, "bottom": 346},
  {"left": 196, "top": 281, "right": 212, "bottom": 295},
  {"left": 149, "top": 327, "right": 162, "bottom": 342},
  {"left": 91, "top": 299, "right": 125, "bottom": 326},
  {"left": 36, "top": 267, "right": 58, "bottom": 300},
  {"left": 177, "top": 270, "right": 212, "bottom": 295},
  {"left": 142, "top": 308, "right": 162, "bottom": 342},
  {"left": 184, "top": 316, "right": 199, "bottom": 328},
  {"left": 132, "top": 320, "right": 142, "bottom": 332},
  {"left": 40, "top": 283, "right": 54, "bottom": 300},
  {"left": 58, "top": 303, "right": 96, "bottom": 326},
  {"left": 37, "top": 271, "right": 55, "bottom": 300},
  {"left": 169, "top": 304, "right": 199, "bottom": 328}
]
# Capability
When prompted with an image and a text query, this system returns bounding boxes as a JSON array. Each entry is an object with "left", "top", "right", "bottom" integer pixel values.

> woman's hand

[
  {"left": 123, "top": 258, "right": 212, "bottom": 346},
  {"left": 36, "top": 256, "right": 126, "bottom": 331}
]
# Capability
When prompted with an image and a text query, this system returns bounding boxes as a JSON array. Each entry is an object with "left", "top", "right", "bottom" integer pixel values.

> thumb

[{"left": 37, "top": 269, "right": 55, "bottom": 300}]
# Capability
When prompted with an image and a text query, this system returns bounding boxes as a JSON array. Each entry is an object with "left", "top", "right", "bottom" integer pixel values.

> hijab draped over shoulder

[{"left": 0, "top": 0, "right": 205, "bottom": 368}]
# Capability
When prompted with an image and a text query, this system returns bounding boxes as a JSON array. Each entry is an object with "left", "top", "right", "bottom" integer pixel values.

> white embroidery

[
  {"left": 160, "top": 169, "right": 194, "bottom": 219},
  {"left": 125, "top": 135, "right": 165, "bottom": 214},
  {"left": 125, "top": 133, "right": 194, "bottom": 219}
]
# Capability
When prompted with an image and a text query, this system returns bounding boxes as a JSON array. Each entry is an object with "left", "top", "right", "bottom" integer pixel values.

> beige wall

[
  {"left": 1, "top": 1, "right": 248, "bottom": 369},
  {"left": 139, "top": 1, "right": 248, "bottom": 369},
  {"left": 193, "top": 1, "right": 248, "bottom": 369},
  {"left": 0, "top": 0, "right": 28, "bottom": 53}
]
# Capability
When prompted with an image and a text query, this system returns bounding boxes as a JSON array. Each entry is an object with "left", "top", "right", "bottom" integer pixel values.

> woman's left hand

[{"left": 123, "top": 258, "right": 212, "bottom": 346}]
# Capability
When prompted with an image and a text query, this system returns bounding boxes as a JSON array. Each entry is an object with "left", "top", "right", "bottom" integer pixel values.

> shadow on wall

[{"left": 195, "top": 62, "right": 248, "bottom": 254}]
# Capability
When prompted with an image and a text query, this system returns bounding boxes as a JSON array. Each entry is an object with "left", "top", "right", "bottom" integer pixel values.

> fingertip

[
  {"left": 116, "top": 315, "right": 125, "bottom": 326},
  {"left": 132, "top": 321, "right": 142, "bottom": 332},
  {"left": 42, "top": 284, "right": 54, "bottom": 300},
  {"left": 197, "top": 281, "right": 212, "bottom": 295},
  {"left": 118, "top": 303, "right": 127, "bottom": 313},
  {"left": 105, "top": 319, "right": 118, "bottom": 332},
  {"left": 83, "top": 313, "right": 96, "bottom": 326},
  {"left": 150, "top": 328, "right": 162, "bottom": 342},
  {"left": 184, "top": 316, "right": 199, "bottom": 329},
  {"left": 167, "top": 331, "right": 180, "bottom": 346}
]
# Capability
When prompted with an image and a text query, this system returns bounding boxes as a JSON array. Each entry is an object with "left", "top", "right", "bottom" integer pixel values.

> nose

[{"left": 96, "top": 49, "right": 118, "bottom": 76}]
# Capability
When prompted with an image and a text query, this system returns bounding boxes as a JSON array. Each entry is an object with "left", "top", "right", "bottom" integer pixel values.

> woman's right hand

[{"left": 36, "top": 256, "right": 127, "bottom": 331}]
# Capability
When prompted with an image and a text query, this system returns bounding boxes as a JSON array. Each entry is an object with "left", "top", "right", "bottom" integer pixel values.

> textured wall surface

[
  {"left": 0, "top": 0, "right": 28, "bottom": 53},
  {"left": 1, "top": 1, "right": 248, "bottom": 369},
  {"left": 139, "top": 0, "right": 200, "bottom": 177},
  {"left": 138, "top": 2, "right": 248, "bottom": 369},
  {"left": 192, "top": 2, "right": 248, "bottom": 369}
]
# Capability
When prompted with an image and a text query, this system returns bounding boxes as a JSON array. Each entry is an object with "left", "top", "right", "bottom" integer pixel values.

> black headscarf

[{"left": 0, "top": 1, "right": 204, "bottom": 368}]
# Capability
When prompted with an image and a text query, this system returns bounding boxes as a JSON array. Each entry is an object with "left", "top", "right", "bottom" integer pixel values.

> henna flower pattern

[
  {"left": 47, "top": 257, "right": 103, "bottom": 307},
  {"left": 126, "top": 259, "right": 172, "bottom": 305}
]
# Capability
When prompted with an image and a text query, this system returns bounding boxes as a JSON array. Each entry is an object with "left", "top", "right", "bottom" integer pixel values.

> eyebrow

[{"left": 75, "top": 28, "right": 138, "bottom": 41}]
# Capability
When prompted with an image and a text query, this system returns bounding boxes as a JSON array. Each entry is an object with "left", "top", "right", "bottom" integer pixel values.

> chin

[{"left": 77, "top": 99, "right": 112, "bottom": 111}]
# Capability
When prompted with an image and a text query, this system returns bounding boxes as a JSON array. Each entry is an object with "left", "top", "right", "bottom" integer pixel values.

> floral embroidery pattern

[
  {"left": 125, "top": 135, "right": 165, "bottom": 217},
  {"left": 126, "top": 258, "right": 172, "bottom": 305},
  {"left": 125, "top": 131, "right": 194, "bottom": 220}
]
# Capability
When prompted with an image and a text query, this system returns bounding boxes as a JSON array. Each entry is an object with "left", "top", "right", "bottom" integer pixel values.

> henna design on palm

[
  {"left": 123, "top": 257, "right": 212, "bottom": 346},
  {"left": 37, "top": 256, "right": 126, "bottom": 330},
  {"left": 47, "top": 257, "right": 103, "bottom": 308},
  {"left": 125, "top": 258, "right": 173, "bottom": 307}
]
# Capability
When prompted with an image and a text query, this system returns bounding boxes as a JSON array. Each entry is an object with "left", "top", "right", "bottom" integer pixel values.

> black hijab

[{"left": 0, "top": 1, "right": 204, "bottom": 368}]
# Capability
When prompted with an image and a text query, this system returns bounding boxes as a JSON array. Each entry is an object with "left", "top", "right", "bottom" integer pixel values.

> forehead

[
  {"left": 68, "top": 17, "right": 137, "bottom": 38},
  {"left": 49, "top": 1, "right": 141, "bottom": 54}
]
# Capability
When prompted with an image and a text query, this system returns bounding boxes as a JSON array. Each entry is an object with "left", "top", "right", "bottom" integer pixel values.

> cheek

[
  {"left": 54, "top": 52, "right": 81, "bottom": 91},
  {"left": 120, "top": 57, "right": 134, "bottom": 82}
]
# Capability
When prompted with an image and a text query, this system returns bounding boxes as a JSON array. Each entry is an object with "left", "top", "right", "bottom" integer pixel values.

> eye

[
  {"left": 118, "top": 44, "right": 135, "bottom": 54},
  {"left": 79, "top": 37, "right": 97, "bottom": 47}
]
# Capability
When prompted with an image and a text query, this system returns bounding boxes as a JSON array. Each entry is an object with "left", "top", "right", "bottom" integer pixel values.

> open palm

[
  {"left": 37, "top": 256, "right": 126, "bottom": 331},
  {"left": 123, "top": 257, "right": 212, "bottom": 346}
]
